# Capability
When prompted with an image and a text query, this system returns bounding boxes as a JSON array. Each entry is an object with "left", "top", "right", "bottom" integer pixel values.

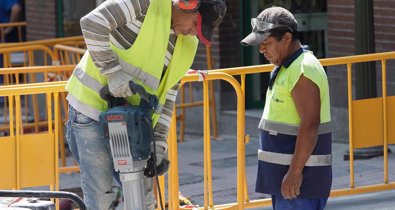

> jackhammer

[{"left": 99, "top": 81, "right": 169, "bottom": 210}]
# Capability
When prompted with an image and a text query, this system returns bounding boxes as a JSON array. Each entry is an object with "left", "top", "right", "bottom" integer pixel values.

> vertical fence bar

[
  {"left": 169, "top": 108, "right": 179, "bottom": 210},
  {"left": 204, "top": 79, "right": 214, "bottom": 207},
  {"left": 9, "top": 95, "right": 14, "bottom": 137},
  {"left": 347, "top": 63, "right": 355, "bottom": 188},
  {"left": 0, "top": 28, "right": 4, "bottom": 42},
  {"left": 54, "top": 92, "right": 60, "bottom": 210},
  {"left": 240, "top": 73, "right": 250, "bottom": 202},
  {"left": 46, "top": 92, "right": 54, "bottom": 205},
  {"left": 15, "top": 95, "right": 21, "bottom": 189},
  {"left": 179, "top": 83, "right": 186, "bottom": 143},
  {"left": 203, "top": 79, "right": 209, "bottom": 209},
  {"left": 381, "top": 59, "right": 389, "bottom": 183},
  {"left": 205, "top": 45, "right": 218, "bottom": 139},
  {"left": 47, "top": 93, "right": 53, "bottom": 133}
]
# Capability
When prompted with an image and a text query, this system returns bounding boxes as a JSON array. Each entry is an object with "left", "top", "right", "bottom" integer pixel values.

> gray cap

[{"left": 241, "top": 6, "right": 297, "bottom": 46}]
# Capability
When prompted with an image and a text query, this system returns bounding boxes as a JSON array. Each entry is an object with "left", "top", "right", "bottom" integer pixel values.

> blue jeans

[
  {"left": 66, "top": 106, "right": 155, "bottom": 210},
  {"left": 271, "top": 195, "right": 328, "bottom": 210}
]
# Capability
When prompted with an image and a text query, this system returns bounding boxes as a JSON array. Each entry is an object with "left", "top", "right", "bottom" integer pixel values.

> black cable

[{"left": 152, "top": 139, "right": 165, "bottom": 210}]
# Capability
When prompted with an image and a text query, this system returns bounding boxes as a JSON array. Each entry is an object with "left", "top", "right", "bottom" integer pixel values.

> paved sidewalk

[
  {"left": 172, "top": 134, "right": 395, "bottom": 207},
  {"left": 60, "top": 134, "right": 395, "bottom": 209}
]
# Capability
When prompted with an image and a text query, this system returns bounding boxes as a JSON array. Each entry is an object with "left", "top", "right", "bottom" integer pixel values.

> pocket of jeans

[{"left": 72, "top": 111, "right": 97, "bottom": 127}]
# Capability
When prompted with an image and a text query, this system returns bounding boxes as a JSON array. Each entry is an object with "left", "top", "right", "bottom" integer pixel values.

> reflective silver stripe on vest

[
  {"left": 66, "top": 94, "right": 102, "bottom": 121},
  {"left": 259, "top": 119, "right": 332, "bottom": 136},
  {"left": 73, "top": 66, "right": 104, "bottom": 94},
  {"left": 258, "top": 149, "right": 332, "bottom": 166},
  {"left": 119, "top": 58, "right": 160, "bottom": 90}
]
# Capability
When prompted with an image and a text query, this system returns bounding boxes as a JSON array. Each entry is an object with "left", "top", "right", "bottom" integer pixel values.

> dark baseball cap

[
  {"left": 178, "top": 0, "right": 227, "bottom": 45},
  {"left": 241, "top": 6, "right": 297, "bottom": 46}
]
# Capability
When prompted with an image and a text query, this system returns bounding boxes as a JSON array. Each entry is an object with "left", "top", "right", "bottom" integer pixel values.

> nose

[{"left": 259, "top": 44, "right": 266, "bottom": 53}]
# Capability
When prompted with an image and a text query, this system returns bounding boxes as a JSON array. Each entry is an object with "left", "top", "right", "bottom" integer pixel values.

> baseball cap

[
  {"left": 241, "top": 6, "right": 297, "bottom": 46},
  {"left": 178, "top": 0, "right": 227, "bottom": 45}
]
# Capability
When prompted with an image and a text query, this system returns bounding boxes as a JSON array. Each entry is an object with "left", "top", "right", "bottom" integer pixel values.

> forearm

[
  {"left": 80, "top": 0, "right": 139, "bottom": 75},
  {"left": 289, "top": 122, "right": 319, "bottom": 173},
  {"left": 153, "top": 83, "right": 180, "bottom": 144},
  {"left": 289, "top": 75, "right": 321, "bottom": 174},
  {"left": 5, "top": 4, "right": 21, "bottom": 35}
]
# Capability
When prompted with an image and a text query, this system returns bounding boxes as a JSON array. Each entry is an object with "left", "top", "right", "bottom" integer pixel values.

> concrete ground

[{"left": 58, "top": 134, "right": 395, "bottom": 209}]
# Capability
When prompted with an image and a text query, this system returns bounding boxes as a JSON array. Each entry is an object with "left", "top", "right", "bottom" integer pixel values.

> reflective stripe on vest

[
  {"left": 258, "top": 149, "right": 332, "bottom": 166},
  {"left": 66, "top": 0, "right": 198, "bottom": 123},
  {"left": 259, "top": 119, "right": 332, "bottom": 136},
  {"left": 257, "top": 51, "right": 331, "bottom": 171},
  {"left": 118, "top": 58, "right": 160, "bottom": 91},
  {"left": 71, "top": 66, "right": 164, "bottom": 116}
]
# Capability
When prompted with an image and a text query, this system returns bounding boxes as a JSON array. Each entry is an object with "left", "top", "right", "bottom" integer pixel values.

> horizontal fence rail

[
  {"left": 0, "top": 51, "right": 394, "bottom": 209},
  {"left": 0, "top": 36, "right": 84, "bottom": 49},
  {"left": 0, "top": 21, "right": 26, "bottom": 43}
]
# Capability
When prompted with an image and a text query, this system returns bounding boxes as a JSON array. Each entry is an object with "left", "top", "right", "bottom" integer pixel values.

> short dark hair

[{"left": 268, "top": 27, "right": 299, "bottom": 42}]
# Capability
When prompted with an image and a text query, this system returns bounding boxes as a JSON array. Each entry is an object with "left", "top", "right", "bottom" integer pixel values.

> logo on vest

[{"left": 273, "top": 98, "right": 284, "bottom": 103}]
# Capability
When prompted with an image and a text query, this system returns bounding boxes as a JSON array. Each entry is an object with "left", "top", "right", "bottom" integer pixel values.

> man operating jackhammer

[{"left": 65, "top": 0, "right": 227, "bottom": 209}]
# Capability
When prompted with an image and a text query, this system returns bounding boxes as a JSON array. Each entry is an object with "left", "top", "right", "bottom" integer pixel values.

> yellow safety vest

[
  {"left": 66, "top": 0, "right": 198, "bottom": 126},
  {"left": 261, "top": 51, "right": 331, "bottom": 127},
  {"left": 256, "top": 50, "right": 332, "bottom": 198}
]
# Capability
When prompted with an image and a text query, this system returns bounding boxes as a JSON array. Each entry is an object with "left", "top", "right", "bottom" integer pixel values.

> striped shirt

[{"left": 77, "top": 0, "right": 179, "bottom": 145}]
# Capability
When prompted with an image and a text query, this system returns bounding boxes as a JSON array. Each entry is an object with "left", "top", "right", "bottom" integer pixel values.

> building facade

[{"left": 22, "top": 0, "right": 395, "bottom": 142}]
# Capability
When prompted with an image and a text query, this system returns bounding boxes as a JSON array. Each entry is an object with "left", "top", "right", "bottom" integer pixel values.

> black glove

[{"left": 144, "top": 145, "right": 169, "bottom": 178}]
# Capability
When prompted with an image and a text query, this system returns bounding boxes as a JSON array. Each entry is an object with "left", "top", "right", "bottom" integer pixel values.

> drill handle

[
  {"left": 99, "top": 86, "right": 127, "bottom": 108},
  {"left": 100, "top": 81, "right": 159, "bottom": 109},
  {"left": 128, "top": 81, "right": 158, "bottom": 110}
]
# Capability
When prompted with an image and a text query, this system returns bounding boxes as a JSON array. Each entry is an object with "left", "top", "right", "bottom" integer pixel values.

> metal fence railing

[{"left": 0, "top": 51, "right": 394, "bottom": 210}]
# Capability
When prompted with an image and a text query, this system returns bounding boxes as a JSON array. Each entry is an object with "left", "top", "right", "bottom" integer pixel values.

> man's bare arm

[
  {"left": 281, "top": 75, "right": 321, "bottom": 199},
  {"left": 4, "top": 3, "right": 22, "bottom": 36}
]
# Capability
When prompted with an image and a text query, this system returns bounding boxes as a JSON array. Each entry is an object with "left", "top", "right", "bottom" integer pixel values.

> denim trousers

[
  {"left": 271, "top": 195, "right": 328, "bottom": 210},
  {"left": 66, "top": 106, "right": 155, "bottom": 210}
]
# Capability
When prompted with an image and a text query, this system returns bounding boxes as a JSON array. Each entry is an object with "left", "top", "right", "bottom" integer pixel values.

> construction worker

[
  {"left": 65, "top": 0, "right": 226, "bottom": 209},
  {"left": 241, "top": 6, "right": 332, "bottom": 210}
]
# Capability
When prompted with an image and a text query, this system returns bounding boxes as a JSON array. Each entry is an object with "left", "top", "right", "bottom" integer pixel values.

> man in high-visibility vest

[
  {"left": 65, "top": 0, "right": 226, "bottom": 209},
  {"left": 241, "top": 6, "right": 332, "bottom": 210}
]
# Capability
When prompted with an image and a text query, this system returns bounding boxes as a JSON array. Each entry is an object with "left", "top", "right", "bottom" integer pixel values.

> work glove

[
  {"left": 144, "top": 144, "right": 170, "bottom": 178},
  {"left": 106, "top": 70, "right": 135, "bottom": 97}
]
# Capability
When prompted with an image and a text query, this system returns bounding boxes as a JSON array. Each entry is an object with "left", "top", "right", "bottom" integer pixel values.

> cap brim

[{"left": 241, "top": 32, "right": 269, "bottom": 46}]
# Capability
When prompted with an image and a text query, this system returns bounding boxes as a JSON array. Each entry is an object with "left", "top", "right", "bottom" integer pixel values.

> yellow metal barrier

[
  {"left": 177, "top": 45, "right": 218, "bottom": 142},
  {"left": 0, "top": 45, "right": 55, "bottom": 68},
  {"left": 0, "top": 21, "right": 26, "bottom": 43},
  {"left": 53, "top": 44, "right": 86, "bottom": 65},
  {"left": 0, "top": 36, "right": 84, "bottom": 49},
  {"left": 0, "top": 66, "right": 75, "bottom": 173},
  {"left": 1, "top": 52, "right": 394, "bottom": 209},
  {"left": 0, "top": 82, "right": 65, "bottom": 193},
  {"left": 166, "top": 51, "right": 395, "bottom": 209}
]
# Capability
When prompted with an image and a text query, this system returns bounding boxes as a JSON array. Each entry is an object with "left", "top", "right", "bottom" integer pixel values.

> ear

[{"left": 283, "top": 32, "right": 293, "bottom": 45}]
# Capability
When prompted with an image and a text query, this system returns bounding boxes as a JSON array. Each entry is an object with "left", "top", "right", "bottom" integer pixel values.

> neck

[
  {"left": 279, "top": 41, "right": 301, "bottom": 64},
  {"left": 287, "top": 41, "right": 302, "bottom": 57}
]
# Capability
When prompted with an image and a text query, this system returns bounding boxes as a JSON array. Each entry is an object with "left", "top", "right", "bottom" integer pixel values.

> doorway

[{"left": 243, "top": 0, "right": 328, "bottom": 109}]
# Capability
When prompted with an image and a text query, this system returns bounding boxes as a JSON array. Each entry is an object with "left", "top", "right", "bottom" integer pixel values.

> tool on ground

[
  {"left": 0, "top": 190, "right": 85, "bottom": 210},
  {"left": 100, "top": 81, "right": 168, "bottom": 210}
]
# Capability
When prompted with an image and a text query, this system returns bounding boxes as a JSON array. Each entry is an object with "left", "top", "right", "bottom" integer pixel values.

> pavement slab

[{"left": 58, "top": 134, "right": 395, "bottom": 209}]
